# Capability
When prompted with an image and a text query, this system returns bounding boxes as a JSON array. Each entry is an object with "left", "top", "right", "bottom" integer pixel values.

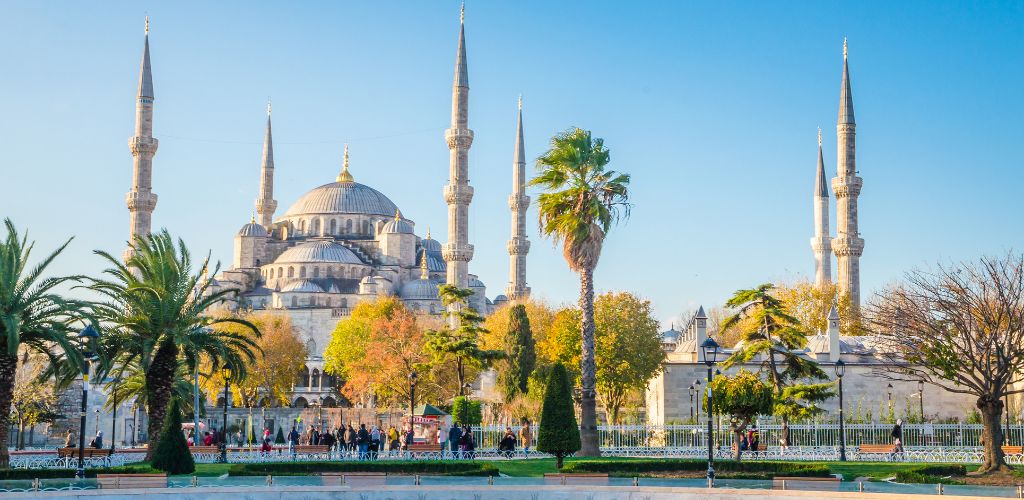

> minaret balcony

[
  {"left": 831, "top": 236, "right": 865, "bottom": 256},
  {"left": 507, "top": 239, "right": 531, "bottom": 255},
  {"left": 444, "top": 128, "right": 474, "bottom": 149},
  {"left": 507, "top": 194, "right": 530, "bottom": 210},
  {"left": 442, "top": 243, "right": 474, "bottom": 262},
  {"left": 128, "top": 136, "right": 159, "bottom": 155},
  {"left": 830, "top": 176, "right": 862, "bottom": 198},
  {"left": 125, "top": 191, "right": 158, "bottom": 211},
  {"left": 443, "top": 185, "right": 474, "bottom": 204}
]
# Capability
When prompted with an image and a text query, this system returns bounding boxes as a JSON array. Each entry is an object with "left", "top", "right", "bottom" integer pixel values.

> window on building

[
  {"left": 330, "top": 219, "right": 337, "bottom": 234},
  {"left": 345, "top": 219, "right": 353, "bottom": 234},
  {"left": 287, "top": 267, "right": 294, "bottom": 278},
  {"left": 313, "top": 267, "right": 320, "bottom": 278}
]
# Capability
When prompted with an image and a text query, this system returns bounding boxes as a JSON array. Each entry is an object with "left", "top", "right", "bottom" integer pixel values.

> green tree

[
  {"left": 0, "top": 219, "right": 87, "bottom": 467},
  {"left": 721, "top": 284, "right": 833, "bottom": 432},
  {"left": 274, "top": 426, "right": 285, "bottom": 444},
  {"left": 150, "top": 398, "right": 195, "bottom": 474},
  {"left": 536, "top": 363, "right": 581, "bottom": 469},
  {"left": 530, "top": 127, "right": 630, "bottom": 456},
  {"left": 707, "top": 370, "right": 773, "bottom": 460},
  {"left": 497, "top": 304, "right": 536, "bottom": 403},
  {"left": 88, "top": 230, "right": 260, "bottom": 459},
  {"left": 426, "top": 285, "right": 503, "bottom": 397},
  {"left": 538, "top": 292, "right": 665, "bottom": 424},
  {"left": 773, "top": 280, "right": 861, "bottom": 336},
  {"left": 451, "top": 396, "right": 482, "bottom": 426}
]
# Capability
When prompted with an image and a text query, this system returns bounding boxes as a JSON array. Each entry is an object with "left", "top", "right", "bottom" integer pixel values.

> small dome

[
  {"left": 420, "top": 235, "right": 442, "bottom": 252},
  {"left": 661, "top": 328, "right": 681, "bottom": 344},
  {"left": 468, "top": 277, "right": 485, "bottom": 288},
  {"left": 494, "top": 294, "right": 508, "bottom": 302},
  {"left": 382, "top": 211, "right": 414, "bottom": 234},
  {"left": 274, "top": 240, "right": 363, "bottom": 265},
  {"left": 401, "top": 278, "right": 439, "bottom": 300},
  {"left": 280, "top": 279, "right": 325, "bottom": 293},
  {"left": 238, "top": 221, "right": 268, "bottom": 237}
]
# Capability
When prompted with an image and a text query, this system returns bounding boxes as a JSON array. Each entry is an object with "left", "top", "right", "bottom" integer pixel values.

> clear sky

[{"left": 1, "top": 1, "right": 1022, "bottom": 328}]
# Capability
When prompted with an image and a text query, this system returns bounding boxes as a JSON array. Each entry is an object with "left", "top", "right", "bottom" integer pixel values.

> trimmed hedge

[
  {"left": 0, "top": 465, "right": 157, "bottom": 480},
  {"left": 228, "top": 460, "right": 498, "bottom": 476},
  {"left": 893, "top": 464, "right": 967, "bottom": 485},
  {"left": 563, "top": 459, "right": 831, "bottom": 478}
]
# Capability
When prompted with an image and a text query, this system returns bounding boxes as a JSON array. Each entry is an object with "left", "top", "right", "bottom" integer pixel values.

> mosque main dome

[{"left": 282, "top": 181, "right": 400, "bottom": 218}]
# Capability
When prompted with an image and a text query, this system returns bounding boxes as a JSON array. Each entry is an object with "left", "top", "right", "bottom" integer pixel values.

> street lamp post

[
  {"left": 109, "top": 381, "right": 118, "bottom": 453},
  {"left": 835, "top": 360, "right": 847, "bottom": 461},
  {"left": 699, "top": 337, "right": 721, "bottom": 489},
  {"left": 131, "top": 401, "right": 138, "bottom": 447},
  {"left": 887, "top": 383, "right": 893, "bottom": 417},
  {"left": 76, "top": 325, "right": 100, "bottom": 479},
  {"left": 694, "top": 379, "right": 702, "bottom": 422},
  {"left": 220, "top": 363, "right": 233, "bottom": 463},
  {"left": 688, "top": 384, "right": 695, "bottom": 421},
  {"left": 409, "top": 371, "right": 418, "bottom": 416},
  {"left": 918, "top": 380, "right": 925, "bottom": 422}
]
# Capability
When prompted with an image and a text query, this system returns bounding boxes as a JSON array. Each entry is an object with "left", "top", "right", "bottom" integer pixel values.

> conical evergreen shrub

[
  {"left": 275, "top": 426, "right": 286, "bottom": 444},
  {"left": 150, "top": 399, "right": 196, "bottom": 474},
  {"left": 536, "top": 362, "right": 581, "bottom": 469}
]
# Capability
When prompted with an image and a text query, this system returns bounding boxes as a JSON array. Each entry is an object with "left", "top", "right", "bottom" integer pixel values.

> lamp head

[
  {"left": 834, "top": 359, "right": 846, "bottom": 378},
  {"left": 222, "top": 362, "right": 234, "bottom": 381},
  {"left": 699, "top": 337, "right": 721, "bottom": 366}
]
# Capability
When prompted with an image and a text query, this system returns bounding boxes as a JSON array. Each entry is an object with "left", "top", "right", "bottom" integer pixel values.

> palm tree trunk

[
  {"left": 144, "top": 341, "right": 178, "bottom": 460},
  {"left": 0, "top": 353, "right": 17, "bottom": 467},
  {"left": 578, "top": 267, "right": 600, "bottom": 456}
]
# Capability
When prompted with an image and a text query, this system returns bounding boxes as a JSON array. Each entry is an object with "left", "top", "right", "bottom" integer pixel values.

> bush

[
  {"left": 451, "top": 396, "right": 482, "bottom": 426},
  {"left": 562, "top": 459, "right": 831, "bottom": 478},
  {"left": 150, "top": 399, "right": 196, "bottom": 474},
  {"left": 228, "top": 461, "right": 497, "bottom": 476},
  {"left": 536, "top": 363, "right": 580, "bottom": 469},
  {"left": 893, "top": 464, "right": 967, "bottom": 484},
  {"left": 275, "top": 426, "right": 286, "bottom": 444}
]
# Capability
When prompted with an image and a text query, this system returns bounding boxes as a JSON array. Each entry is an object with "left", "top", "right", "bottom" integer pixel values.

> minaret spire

[
  {"left": 255, "top": 100, "right": 277, "bottom": 229},
  {"left": 506, "top": 97, "right": 531, "bottom": 301},
  {"left": 337, "top": 144, "right": 354, "bottom": 182},
  {"left": 442, "top": 4, "right": 475, "bottom": 288},
  {"left": 125, "top": 17, "right": 159, "bottom": 260},
  {"left": 811, "top": 128, "right": 832, "bottom": 287},
  {"left": 832, "top": 38, "right": 865, "bottom": 310}
]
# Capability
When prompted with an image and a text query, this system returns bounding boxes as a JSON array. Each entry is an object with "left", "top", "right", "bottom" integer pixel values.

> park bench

[
  {"left": 56, "top": 448, "right": 113, "bottom": 459},
  {"left": 190, "top": 446, "right": 220, "bottom": 454},
  {"left": 1003, "top": 446, "right": 1024, "bottom": 456},
  {"left": 858, "top": 444, "right": 896, "bottom": 455},
  {"left": 543, "top": 473, "right": 609, "bottom": 485},
  {"left": 321, "top": 472, "right": 386, "bottom": 486},
  {"left": 293, "top": 445, "right": 330, "bottom": 454},
  {"left": 772, "top": 476, "right": 840, "bottom": 491},
  {"left": 96, "top": 473, "right": 168, "bottom": 489}
]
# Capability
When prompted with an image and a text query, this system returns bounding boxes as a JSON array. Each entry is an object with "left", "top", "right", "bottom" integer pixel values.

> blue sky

[{"left": 1, "top": 1, "right": 1022, "bottom": 328}]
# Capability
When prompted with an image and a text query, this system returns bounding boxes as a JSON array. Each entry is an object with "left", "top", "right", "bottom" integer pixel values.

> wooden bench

[
  {"left": 858, "top": 444, "right": 896, "bottom": 454},
  {"left": 543, "top": 473, "right": 609, "bottom": 486},
  {"left": 190, "top": 446, "right": 220, "bottom": 454},
  {"left": 96, "top": 473, "right": 168, "bottom": 489},
  {"left": 56, "top": 448, "right": 113, "bottom": 459},
  {"left": 293, "top": 445, "right": 330, "bottom": 454},
  {"left": 772, "top": 476, "right": 840, "bottom": 491},
  {"left": 1003, "top": 446, "right": 1024, "bottom": 456},
  {"left": 321, "top": 472, "right": 386, "bottom": 486},
  {"left": 408, "top": 443, "right": 442, "bottom": 453}
]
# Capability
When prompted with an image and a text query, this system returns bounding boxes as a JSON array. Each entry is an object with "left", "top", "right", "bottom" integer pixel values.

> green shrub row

[
  {"left": 0, "top": 465, "right": 156, "bottom": 480},
  {"left": 562, "top": 459, "right": 831, "bottom": 478},
  {"left": 228, "top": 460, "right": 498, "bottom": 476},
  {"left": 893, "top": 464, "right": 967, "bottom": 485}
]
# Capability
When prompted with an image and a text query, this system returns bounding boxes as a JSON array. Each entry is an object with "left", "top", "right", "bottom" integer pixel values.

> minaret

[
  {"left": 506, "top": 96, "right": 531, "bottom": 301},
  {"left": 442, "top": 4, "right": 474, "bottom": 288},
  {"left": 831, "top": 38, "right": 865, "bottom": 309},
  {"left": 255, "top": 101, "right": 277, "bottom": 230},
  {"left": 125, "top": 17, "right": 158, "bottom": 259},
  {"left": 811, "top": 128, "right": 832, "bottom": 288}
]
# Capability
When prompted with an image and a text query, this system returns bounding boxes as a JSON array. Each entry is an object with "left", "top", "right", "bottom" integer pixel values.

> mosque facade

[{"left": 122, "top": 10, "right": 531, "bottom": 407}]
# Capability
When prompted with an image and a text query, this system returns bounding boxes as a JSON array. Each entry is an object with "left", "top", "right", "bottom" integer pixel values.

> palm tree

[
  {"left": 88, "top": 230, "right": 259, "bottom": 459},
  {"left": 0, "top": 219, "right": 87, "bottom": 467},
  {"left": 529, "top": 128, "right": 630, "bottom": 456}
]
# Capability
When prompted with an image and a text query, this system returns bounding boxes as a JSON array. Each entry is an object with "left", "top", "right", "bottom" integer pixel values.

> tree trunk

[
  {"left": 144, "top": 341, "right": 179, "bottom": 461},
  {"left": 0, "top": 353, "right": 18, "bottom": 467},
  {"left": 578, "top": 267, "right": 600, "bottom": 457},
  {"left": 17, "top": 418, "right": 26, "bottom": 450},
  {"left": 977, "top": 395, "right": 1012, "bottom": 474},
  {"left": 555, "top": 452, "right": 564, "bottom": 470},
  {"left": 733, "top": 429, "right": 743, "bottom": 461}
]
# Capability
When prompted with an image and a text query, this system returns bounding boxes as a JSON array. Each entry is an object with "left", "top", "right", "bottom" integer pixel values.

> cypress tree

[
  {"left": 536, "top": 362, "right": 581, "bottom": 469},
  {"left": 275, "top": 426, "right": 286, "bottom": 444},
  {"left": 498, "top": 304, "right": 536, "bottom": 403},
  {"left": 150, "top": 398, "right": 195, "bottom": 474}
]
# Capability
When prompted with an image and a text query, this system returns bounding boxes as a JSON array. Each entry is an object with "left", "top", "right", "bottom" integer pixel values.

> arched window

[
  {"left": 311, "top": 368, "right": 320, "bottom": 389},
  {"left": 313, "top": 267, "right": 320, "bottom": 278},
  {"left": 255, "top": 259, "right": 261, "bottom": 266},
  {"left": 330, "top": 219, "right": 337, "bottom": 234},
  {"left": 345, "top": 219, "right": 353, "bottom": 234},
  {"left": 287, "top": 267, "right": 294, "bottom": 278},
  {"left": 311, "top": 218, "right": 320, "bottom": 235},
  {"left": 297, "top": 366, "right": 309, "bottom": 387},
  {"left": 323, "top": 396, "right": 337, "bottom": 408},
  {"left": 326, "top": 267, "right": 333, "bottom": 277},
  {"left": 326, "top": 297, "right": 332, "bottom": 308},
  {"left": 293, "top": 397, "right": 308, "bottom": 408},
  {"left": 340, "top": 298, "right": 348, "bottom": 308},
  {"left": 299, "top": 220, "right": 306, "bottom": 233},
  {"left": 299, "top": 267, "right": 306, "bottom": 278},
  {"left": 362, "top": 220, "right": 370, "bottom": 234},
  {"left": 291, "top": 296, "right": 298, "bottom": 307}
]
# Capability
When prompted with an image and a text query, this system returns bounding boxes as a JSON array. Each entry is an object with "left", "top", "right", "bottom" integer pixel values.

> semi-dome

[
  {"left": 280, "top": 279, "right": 325, "bottom": 293},
  {"left": 400, "top": 278, "right": 439, "bottom": 300},
  {"left": 282, "top": 181, "right": 400, "bottom": 218},
  {"left": 238, "top": 220, "right": 268, "bottom": 237},
  {"left": 274, "top": 240, "right": 364, "bottom": 265}
]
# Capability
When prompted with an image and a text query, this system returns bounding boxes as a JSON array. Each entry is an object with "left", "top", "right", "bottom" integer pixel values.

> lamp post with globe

[
  {"left": 76, "top": 324, "right": 100, "bottom": 479},
  {"left": 835, "top": 359, "right": 847, "bottom": 461},
  {"left": 699, "top": 337, "right": 721, "bottom": 488},
  {"left": 219, "top": 362, "right": 233, "bottom": 463}
]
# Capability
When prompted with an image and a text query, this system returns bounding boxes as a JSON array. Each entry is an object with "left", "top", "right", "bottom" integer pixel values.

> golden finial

[
  {"left": 420, "top": 249, "right": 429, "bottom": 279},
  {"left": 394, "top": 209, "right": 402, "bottom": 221},
  {"left": 460, "top": 2, "right": 465, "bottom": 24},
  {"left": 336, "top": 144, "right": 354, "bottom": 183},
  {"left": 250, "top": 213, "right": 256, "bottom": 224},
  {"left": 817, "top": 127, "right": 822, "bottom": 147},
  {"left": 843, "top": 37, "right": 848, "bottom": 59},
  {"left": 426, "top": 226, "right": 431, "bottom": 239},
  {"left": 145, "top": 16, "right": 150, "bottom": 35}
]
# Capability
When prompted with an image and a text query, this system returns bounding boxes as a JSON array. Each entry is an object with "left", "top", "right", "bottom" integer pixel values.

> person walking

[
  {"left": 288, "top": 426, "right": 300, "bottom": 456},
  {"left": 518, "top": 420, "right": 533, "bottom": 456},
  {"left": 447, "top": 423, "right": 462, "bottom": 460},
  {"left": 347, "top": 425, "right": 357, "bottom": 456},
  {"left": 891, "top": 418, "right": 905, "bottom": 457}
]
